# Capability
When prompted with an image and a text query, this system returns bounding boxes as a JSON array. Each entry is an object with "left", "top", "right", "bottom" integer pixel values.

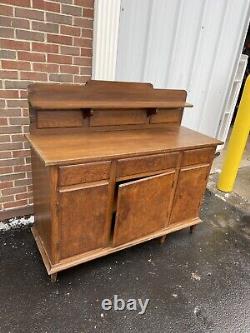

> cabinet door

[
  {"left": 113, "top": 171, "right": 175, "bottom": 247},
  {"left": 170, "top": 165, "right": 210, "bottom": 224},
  {"left": 59, "top": 181, "right": 110, "bottom": 259}
]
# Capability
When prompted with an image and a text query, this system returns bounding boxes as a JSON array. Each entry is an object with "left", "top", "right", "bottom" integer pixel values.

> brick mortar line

[
  {"left": 0, "top": 38, "right": 92, "bottom": 48},
  {"left": 2, "top": 184, "right": 29, "bottom": 190},
  {"left": 0, "top": 68, "right": 92, "bottom": 78},
  {"left": 0, "top": 30, "right": 93, "bottom": 45},
  {"left": 0, "top": 76, "right": 90, "bottom": 89},
  {"left": 0, "top": 148, "right": 31, "bottom": 151},
  {"left": 0, "top": 171, "right": 28, "bottom": 176},
  {"left": 0, "top": 53, "right": 92, "bottom": 59},
  {"left": 0, "top": 124, "right": 29, "bottom": 127},
  {"left": 0, "top": 13, "right": 94, "bottom": 21},
  {"left": 1, "top": 3, "right": 94, "bottom": 11},
  {"left": 0, "top": 48, "right": 92, "bottom": 54},
  {"left": 0, "top": 156, "right": 28, "bottom": 160},
  {"left": 1, "top": 72, "right": 91, "bottom": 78},
  {"left": 0, "top": 62, "right": 92, "bottom": 67}
]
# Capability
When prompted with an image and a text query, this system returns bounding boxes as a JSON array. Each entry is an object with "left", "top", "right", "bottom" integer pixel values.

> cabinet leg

[
  {"left": 189, "top": 225, "right": 196, "bottom": 234},
  {"left": 50, "top": 273, "right": 58, "bottom": 283},
  {"left": 160, "top": 235, "right": 167, "bottom": 244}
]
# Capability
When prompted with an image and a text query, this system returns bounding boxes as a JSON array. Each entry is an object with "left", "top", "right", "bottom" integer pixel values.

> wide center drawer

[
  {"left": 59, "top": 161, "right": 111, "bottom": 186},
  {"left": 116, "top": 152, "right": 179, "bottom": 179}
]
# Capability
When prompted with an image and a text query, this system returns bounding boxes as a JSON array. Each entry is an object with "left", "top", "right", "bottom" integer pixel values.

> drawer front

[
  {"left": 182, "top": 147, "right": 215, "bottom": 166},
  {"left": 59, "top": 161, "right": 111, "bottom": 186},
  {"left": 117, "top": 153, "right": 179, "bottom": 179}
]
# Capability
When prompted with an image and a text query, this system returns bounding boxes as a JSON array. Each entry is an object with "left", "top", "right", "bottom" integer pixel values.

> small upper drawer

[
  {"left": 182, "top": 147, "right": 215, "bottom": 167},
  {"left": 117, "top": 152, "right": 179, "bottom": 179},
  {"left": 59, "top": 161, "right": 111, "bottom": 186}
]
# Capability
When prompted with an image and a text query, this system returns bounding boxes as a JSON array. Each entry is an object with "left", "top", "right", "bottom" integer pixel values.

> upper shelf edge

[{"left": 29, "top": 99, "right": 193, "bottom": 110}]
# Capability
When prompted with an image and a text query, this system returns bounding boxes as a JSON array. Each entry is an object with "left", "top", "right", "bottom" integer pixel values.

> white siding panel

[
  {"left": 92, "top": 0, "right": 121, "bottom": 80},
  {"left": 116, "top": 0, "right": 250, "bottom": 137},
  {"left": 142, "top": 0, "right": 182, "bottom": 86},
  {"left": 116, "top": 0, "right": 152, "bottom": 81}
]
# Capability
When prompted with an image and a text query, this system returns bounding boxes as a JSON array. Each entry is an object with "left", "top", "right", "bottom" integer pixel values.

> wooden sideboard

[{"left": 27, "top": 80, "right": 222, "bottom": 281}]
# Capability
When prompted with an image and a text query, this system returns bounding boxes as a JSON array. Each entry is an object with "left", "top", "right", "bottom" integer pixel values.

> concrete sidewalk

[{"left": 0, "top": 191, "right": 249, "bottom": 333}]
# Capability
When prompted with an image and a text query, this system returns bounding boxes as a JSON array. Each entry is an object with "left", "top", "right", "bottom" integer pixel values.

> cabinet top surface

[{"left": 27, "top": 127, "right": 222, "bottom": 166}]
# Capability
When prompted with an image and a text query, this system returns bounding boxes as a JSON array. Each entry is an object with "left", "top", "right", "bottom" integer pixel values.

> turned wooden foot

[
  {"left": 50, "top": 273, "right": 58, "bottom": 282},
  {"left": 160, "top": 235, "right": 167, "bottom": 244},
  {"left": 189, "top": 225, "right": 196, "bottom": 234}
]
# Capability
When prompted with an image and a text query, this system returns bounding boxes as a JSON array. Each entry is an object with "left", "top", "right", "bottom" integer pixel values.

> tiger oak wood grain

[
  {"left": 59, "top": 161, "right": 111, "bottom": 186},
  {"left": 31, "top": 149, "right": 52, "bottom": 258},
  {"left": 116, "top": 152, "right": 179, "bottom": 179},
  {"left": 26, "top": 127, "right": 221, "bottom": 166},
  {"left": 181, "top": 146, "right": 216, "bottom": 166},
  {"left": 113, "top": 172, "right": 176, "bottom": 246},
  {"left": 28, "top": 80, "right": 222, "bottom": 279},
  {"left": 37, "top": 110, "right": 86, "bottom": 129},
  {"left": 59, "top": 181, "right": 110, "bottom": 259},
  {"left": 150, "top": 108, "right": 183, "bottom": 125},
  {"left": 29, "top": 80, "right": 192, "bottom": 110},
  {"left": 170, "top": 164, "right": 211, "bottom": 224},
  {"left": 90, "top": 109, "right": 149, "bottom": 126}
]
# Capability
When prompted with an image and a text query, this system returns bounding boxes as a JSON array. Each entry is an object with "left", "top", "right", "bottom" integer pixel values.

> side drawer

[
  {"left": 181, "top": 147, "right": 215, "bottom": 166},
  {"left": 117, "top": 152, "right": 179, "bottom": 179},
  {"left": 59, "top": 161, "right": 111, "bottom": 186}
]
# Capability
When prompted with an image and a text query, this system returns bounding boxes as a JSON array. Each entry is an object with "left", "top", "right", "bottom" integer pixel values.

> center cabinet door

[
  {"left": 113, "top": 171, "right": 176, "bottom": 247},
  {"left": 58, "top": 181, "right": 110, "bottom": 259}
]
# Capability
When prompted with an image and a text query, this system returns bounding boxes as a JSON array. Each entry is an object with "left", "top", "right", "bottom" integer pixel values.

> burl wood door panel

[
  {"left": 170, "top": 165, "right": 210, "bottom": 224},
  {"left": 59, "top": 181, "right": 110, "bottom": 259},
  {"left": 113, "top": 171, "right": 176, "bottom": 246}
]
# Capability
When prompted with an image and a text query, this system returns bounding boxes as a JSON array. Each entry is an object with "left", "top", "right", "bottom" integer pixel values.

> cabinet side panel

[{"left": 31, "top": 148, "right": 52, "bottom": 258}]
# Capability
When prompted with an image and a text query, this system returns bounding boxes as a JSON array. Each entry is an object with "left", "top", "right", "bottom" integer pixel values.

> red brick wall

[{"left": 0, "top": 0, "right": 94, "bottom": 219}]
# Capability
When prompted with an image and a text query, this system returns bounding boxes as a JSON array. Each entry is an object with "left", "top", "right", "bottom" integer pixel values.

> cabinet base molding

[{"left": 32, "top": 217, "right": 201, "bottom": 277}]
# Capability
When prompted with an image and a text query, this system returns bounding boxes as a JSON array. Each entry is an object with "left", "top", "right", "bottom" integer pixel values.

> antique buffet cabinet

[{"left": 27, "top": 80, "right": 222, "bottom": 281}]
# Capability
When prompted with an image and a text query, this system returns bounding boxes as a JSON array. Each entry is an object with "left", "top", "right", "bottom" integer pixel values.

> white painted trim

[{"left": 92, "top": 0, "right": 121, "bottom": 80}]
